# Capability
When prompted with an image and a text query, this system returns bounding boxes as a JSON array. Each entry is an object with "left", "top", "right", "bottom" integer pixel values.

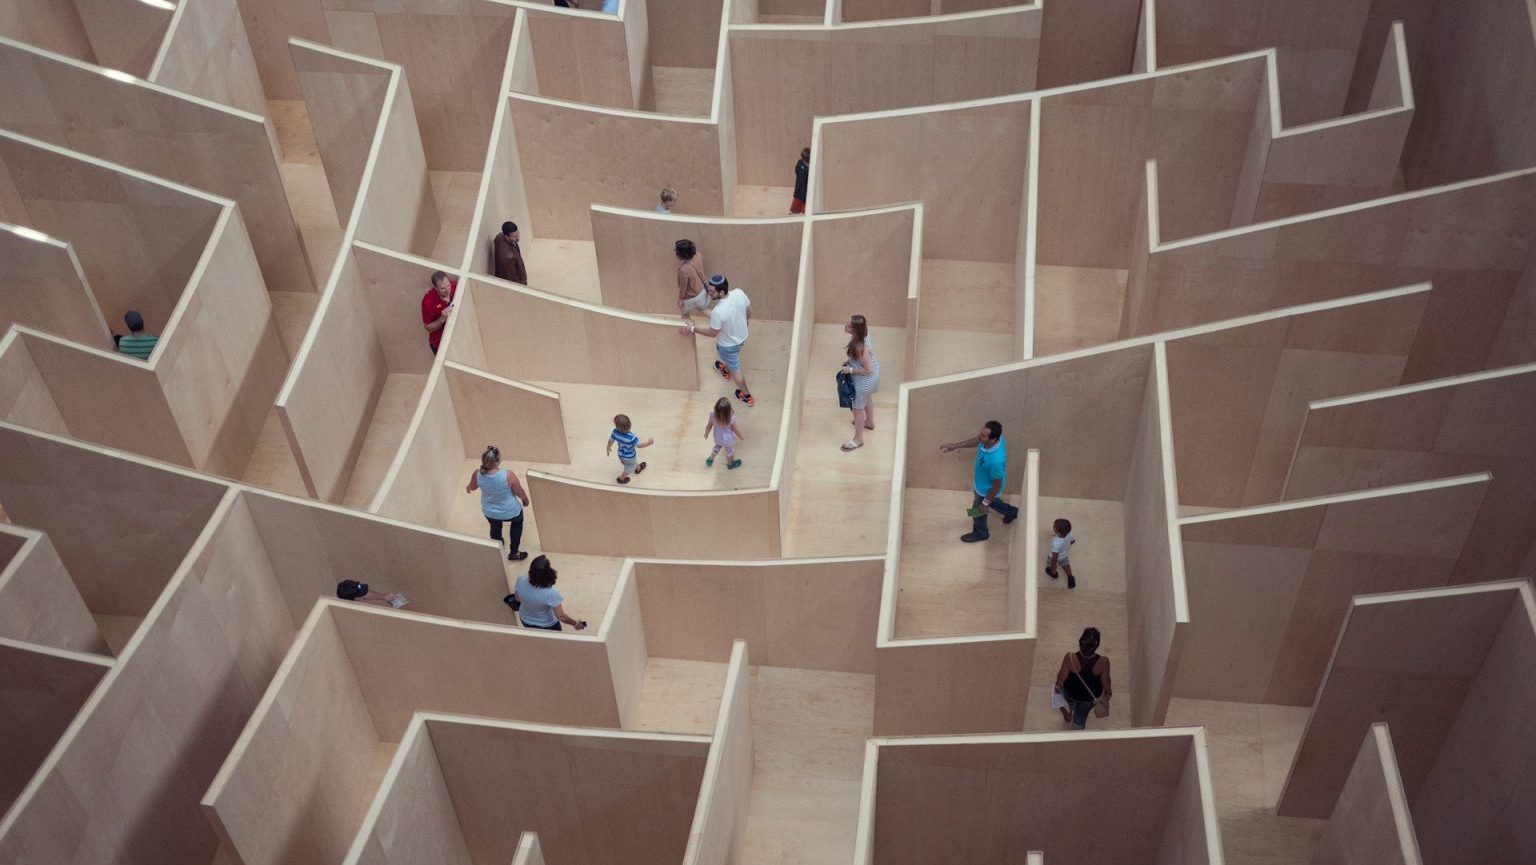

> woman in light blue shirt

[
  {"left": 465, "top": 445, "right": 530, "bottom": 561},
  {"left": 513, "top": 556, "right": 588, "bottom": 631}
]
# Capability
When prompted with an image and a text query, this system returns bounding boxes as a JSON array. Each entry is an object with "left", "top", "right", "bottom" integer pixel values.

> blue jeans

[
  {"left": 971, "top": 493, "right": 1019, "bottom": 539},
  {"left": 1068, "top": 699, "right": 1093, "bottom": 730}
]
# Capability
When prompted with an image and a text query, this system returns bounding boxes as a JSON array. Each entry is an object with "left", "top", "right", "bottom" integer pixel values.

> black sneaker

[
  {"left": 509, "top": 551, "right": 528, "bottom": 562},
  {"left": 1002, "top": 513, "right": 1017, "bottom": 524},
  {"left": 961, "top": 533, "right": 988, "bottom": 543},
  {"left": 1067, "top": 575, "right": 1076, "bottom": 589}
]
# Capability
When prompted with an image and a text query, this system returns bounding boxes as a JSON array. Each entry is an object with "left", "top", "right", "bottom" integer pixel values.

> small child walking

[
  {"left": 1046, "top": 518, "right": 1077, "bottom": 589},
  {"left": 704, "top": 397, "right": 744, "bottom": 469},
  {"left": 607, "top": 414, "right": 654, "bottom": 484}
]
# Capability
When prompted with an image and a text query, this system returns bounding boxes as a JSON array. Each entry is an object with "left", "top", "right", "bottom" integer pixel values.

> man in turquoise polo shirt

[{"left": 939, "top": 419, "right": 1020, "bottom": 542}]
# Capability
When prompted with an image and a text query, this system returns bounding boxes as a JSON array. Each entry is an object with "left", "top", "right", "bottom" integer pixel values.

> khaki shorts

[{"left": 681, "top": 290, "right": 711, "bottom": 313}]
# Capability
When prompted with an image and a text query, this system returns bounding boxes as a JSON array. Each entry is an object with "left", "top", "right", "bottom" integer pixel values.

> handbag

[
  {"left": 1070, "top": 655, "right": 1110, "bottom": 718},
  {"left": 836, "top": 370, "right": 855, "bottom": 408}
]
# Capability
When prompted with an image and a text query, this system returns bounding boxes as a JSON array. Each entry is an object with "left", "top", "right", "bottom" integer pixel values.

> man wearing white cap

[{"left": 680, "top": 274, "right": 754, "bottom": 406}]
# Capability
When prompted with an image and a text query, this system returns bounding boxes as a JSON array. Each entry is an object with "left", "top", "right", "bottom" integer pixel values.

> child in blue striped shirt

[{"left": 607, "top": 414, "right": 654, "bottom": 484}]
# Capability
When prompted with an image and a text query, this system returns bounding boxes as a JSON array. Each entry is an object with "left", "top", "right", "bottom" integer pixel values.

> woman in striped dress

[{"left": 841, "top": 314, "right": 881, "bottom": 451}]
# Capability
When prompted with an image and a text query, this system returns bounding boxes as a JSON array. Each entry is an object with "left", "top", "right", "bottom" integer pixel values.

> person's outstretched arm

[{"left": 939, "top": 434, "right": 981, "bottom": 453}]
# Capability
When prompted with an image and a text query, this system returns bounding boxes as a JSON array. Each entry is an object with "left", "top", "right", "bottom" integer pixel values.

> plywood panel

[
  {"left": 277, "top": 251, "right": 389, "bottom": 501},
  {"left": 0, "top": 529, "right": 108, "bottom": 654},
  {"left": 1155, "top": 745, "right": 1220, "bottom": 865},
  {"left": 684, "top": 642, "right": 752, "bottom": 865},
  {"left": 204, "top": 609, "right": 381, "bottom": 865},
  {"left": 445, "top": 363, "right": 570, "bottom": 464},
  {"left": 354, "top": 69, "right": 440, "bottom": 257},
  {"left": 1311, "top": 724, "right": 1422, "bottom": 865},
  {"left": 507, "top": 95, "right": 725, "bottom": 240},
  {"left": 812, "top": 208, "right": 914, "bottom": 327},
  {"left": 903, "top": 343, "right": 1153, "bottom": 500},
  {"left": 1130, "top": 171, "right": 1536, "bottom": 382},
  {"left": 427, "top": 717, "right": 709, "bottom": 865},
  {"left": 522, "top": 7, "right": 638, "bottom": 109},
  {"left": 528, "top": 471, "right": 782, "bottom": 558},
  {"left": 591, "top": 207, "right": 803, "bottom": 320},
  {"left": 0, "top": 335, "right": 69, "bottom": 437},
  {"left": 633, "top": 557, "right": 882, "bottom": 672},
  {"left": 348, "top": 723, "right": 473, "bottom": 865},
  {"left": 730, "top": 9, "right": 1041, "bottom": 185},
  {"left": 1123, "top": 345, "right": 1184, "bottom": 725},
  {"left": 1408, "top": 591, "right": 1536, "bottom": 865},
  {"left": 874, "top": 636, "right": 1033, "bottom": 735},
  {"left": 1277, "top": 582, "right": 1522, "bottom": 819},
  {"left": 469, "top": 276, "right": 701, "bottom": 388},
  {"left": 1178, "top": 478, "right": 1488, "bottom": 707},
  {"left": 73, "top": 0, "right": 172, "bottom": 77},
  {"left": 1, "top": 496, "right": 292, "bottom": 865},
  {"left": 1036, "top": 56, "right": 1265, "bottom": 269},
  {"left": 1034, "top": 0, "right": 1140, "bottom": 88},
  {"left": 0, "top": 131, "right": 222, "bottom": 334},
  {"left": 648, "top": 0, "right": 721, "bottom": 68},
  {"left": 290, "top": 39, "right": 392, "bottom": 223},
  {"left": 0, "top": 0, "right": 93, "bottom": 61},
  {"left": 0, "top": 423, "right": 227, "bottom": 616},
  {"left": 151, "top": 0, "right": 271, "bottom": 118},
  {"left": 819, "top": 99, "right": 1031, "bottom": 261},
  {"left": 156, "top": 210, "right": 289, "bottom": 476},
  {"left": 0, "top": 641, "right": 110, "bottom": 813},
  {"left": 241, "top": 489, "right": 510, "bottom": 628},
  {"left": 370, "top": 371, "right": 462, "bottom": 529},
  {"left": 870, "top": 731, "right": 1200, "bottom": 865},
  {"left": 0, "top": 225, "right": 109, "bottom": 346},
  {"left": 374, "top": 7, "right": 517, "bottom": 171},
  {"left": 0, "top": 38, "right": 314, "bottom": 292}
]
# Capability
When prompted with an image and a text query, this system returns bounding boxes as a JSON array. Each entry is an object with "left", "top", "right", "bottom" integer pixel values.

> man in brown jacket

[{"left": 491, "top": 221, "right": 527, "bottom": 284}]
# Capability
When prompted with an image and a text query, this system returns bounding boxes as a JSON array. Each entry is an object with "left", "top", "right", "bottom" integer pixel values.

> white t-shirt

[
  {"left": 1050, "top": 532, "right": 1075, "bottom": 561},
  {"left": 709, "top": 289, "right": 751, "bottom": 348}
]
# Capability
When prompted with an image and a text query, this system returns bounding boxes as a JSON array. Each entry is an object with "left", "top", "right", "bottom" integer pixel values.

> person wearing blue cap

[
  {"left": 116, "top": 311, "right": 159, "bottom": 360},
  {"left": 680, "top": 274, "right": 755, "bottom": 406}
]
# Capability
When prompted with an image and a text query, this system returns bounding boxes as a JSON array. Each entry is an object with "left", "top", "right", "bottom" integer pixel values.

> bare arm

[
  {"left": 552, "top": 603, "right": 586, "bottom": 629},
  {"left": 677, "top": 268, "right": 691, "bottom": 302},
  {"left": 939, "top": 434, "right": 981, "bottom": 453},
  {"left": 1055, "top": 653, "right": 1071, "bottom": 688},
  {"left": 637, "top": 437, "right": 655, "bottom": 449},
  {"left": 507, "top": 470, "right": 530, "bottom": 506},
  {"left": 1099, "top": 658, "right": 1112, "bottom": 699},
  {"left": 704, "top": 417, "right": 714, "bottom": 439},
  {"left": 465, "top": 471, "right": 480, "bottom": 494},
  {"left": 682, "top": 320, "right": 722, "bottom": 337},
  {"left": 425, "top": 306, "right": 451, "bottom": 333},
  {"left": 731, "top": 420, "right": 744, "bottom": 440},
  {"left": 847, "top": 345, "right": 874, "bottom": 375}
]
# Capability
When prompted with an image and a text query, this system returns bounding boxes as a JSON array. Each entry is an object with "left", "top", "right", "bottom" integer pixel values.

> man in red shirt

[{"left": 421, "top": 270, "right": 456, "bottom": 354}]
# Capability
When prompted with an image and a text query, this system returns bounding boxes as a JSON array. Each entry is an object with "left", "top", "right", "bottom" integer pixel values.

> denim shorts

[{"left": 716, "top": 340, "right": 744, "bottom": 372}]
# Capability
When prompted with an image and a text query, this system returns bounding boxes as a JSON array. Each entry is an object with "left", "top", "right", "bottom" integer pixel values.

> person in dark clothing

[
  {"left": 790, "top": 147, "right": 810, "bottom": 214},
  {"left": 1055, "top": 626, "right": 1111, "bottom": 730},
  {"left": 492, "top": 221, "right": 528, "bottom": 285}
]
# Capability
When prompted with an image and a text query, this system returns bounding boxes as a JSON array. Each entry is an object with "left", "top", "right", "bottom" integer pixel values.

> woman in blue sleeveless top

[{"left": 465, "top": 445, "right": 530, "bottom": 561}]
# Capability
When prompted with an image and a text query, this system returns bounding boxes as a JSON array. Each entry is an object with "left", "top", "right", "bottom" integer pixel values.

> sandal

[
  {"left": 635, "top": 462, "right": 647, "bottom": 475},
  {"left": 705, "top": 456, "right": 715, "bottom": 467},
  {"left": 727, "top": 458, "right": 742, "bottom": 469},
  {"left": 841, "top": 440, "right": 862, "bottom": 451},
  {"left": 617, "top": 476, "right": 630, "bottom": 484}
]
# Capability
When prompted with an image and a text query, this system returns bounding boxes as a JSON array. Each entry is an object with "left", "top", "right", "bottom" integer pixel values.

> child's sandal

[
  {"left": 727, "top": 458, "right": 742, "bottom": 469},
  {"left": 617, "top": 476, "right": 630, "bottom": 484},
  {"left": 705, "top": 456, "right": 714, "bottom": 466},
  {"left": 635, "top": 462, "right": 647, "bottom": 474}
]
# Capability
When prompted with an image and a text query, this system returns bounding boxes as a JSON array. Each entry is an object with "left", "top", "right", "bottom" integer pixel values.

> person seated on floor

[
  {"left": 336, "top": 579, "right": 408, "bottom": 608},
  {"left": 115, "top": 310, "right": 159, "bottom": 360}
]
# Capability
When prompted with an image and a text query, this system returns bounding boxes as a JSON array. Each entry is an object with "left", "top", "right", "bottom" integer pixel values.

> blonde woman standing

[{"left": 465, "top": 445, "right": 531, "bottom": 561}]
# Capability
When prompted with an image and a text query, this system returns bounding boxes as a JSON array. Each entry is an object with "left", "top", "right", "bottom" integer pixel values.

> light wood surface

[
  {"left": 150, "top": 0, "right": 271, "bottom": 119},
  {"left": 0, "top": 37, "right": 314, "bottom": 293},
  {"left": 818, "top": 99, "right": 1032, "bottom": 261},
  {"left": 812, "top": 206, "right": 916, "bottom": 327},
  {"left": 730, "top": 8, "right": 1040, "bottom": 185},
  {"left": 1285, "top": 363, "right": 1536, "bottom": 586},
  {"left": 289, "top": 39, "right": 392, "bottom": 225},
  {"left": 1127, "top": 169, "right": 1536, "bottom": 383},
  {"left": 1277, "top": 581, "right": 1531, "bottom": 835},
  {"left": 0, "top": 224, "right": 110, "bottom": 348},
  {"left": 683, "top": 640, "right": 753, "bottom": 865},
  {"left": 1178, "top": 475, "right": 1491, "bottom": 707},
  {"left": 346, "top": 717, "right": 474, "bottom": 865},
  {"left": 865, "top": 729, "right": 1220, "bottom": 865},
  {"left": 73, "top": 0, "right": 174, "bottom": 77},
  {"left": 1311, "top": 724, "right": 1422, "bottom": 865},
  {"left": 1165, "top": 285, "right": 1428, "bottom": 508},
  {"left": 521, "top": 4, "right": 645, "bottom": 110},
  {"left": 0, "top": 527, "right": 107, "bottom": 654},
  {"left": 445, "top": 362, "right": 571, "bottom": 464},
  {"left": 592, "top": 206, "right": 804, "bottom": 319},
  {"left": 0, "top": 639, "right": 111, "bottom": 814}
]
